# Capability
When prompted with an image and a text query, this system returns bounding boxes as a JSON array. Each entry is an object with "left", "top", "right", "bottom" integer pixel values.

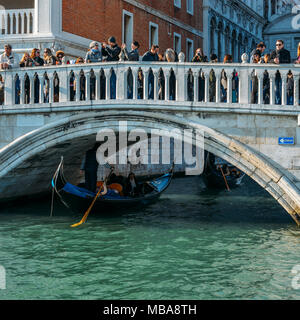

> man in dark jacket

[
  {"left": 142, "top": 45, "right": 159, "bottom": 99},
  {"left": 120, "top": 41, "right": 140, "bottom": 61},
  {"left": 102, "top": 36, "right": 121, "bottom": 61},
  {"left": 270, "top": 40, "right": 291, "bottom": 105},
  {"left": 102, "top": 37, "right": 121, "bottom": 99},
  {"left": 80, "top": 143, "right": 100, "bottom": 193}
]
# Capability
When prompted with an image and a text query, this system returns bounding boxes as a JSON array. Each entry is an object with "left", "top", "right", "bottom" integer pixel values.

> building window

[
  {"left": 174, "top": 33, "right": 181, "bottom": 54},
  {"left": 186, "top": 38, "right": 193, "bottom": 62},
  {"left": 174, "top": 0, "right": 181, "bottom": 8},
  {"left": 122, "top": 10, "right": 133, "bottom": 49},
  {"left": 271, "top": 0, "right": 276, "bottom": 15},
  {"left": 187, "top": 0, "right": 193, "bottom": 15},
  {"left": 149, "top": 22, "right": 159, "bottom": 47}
]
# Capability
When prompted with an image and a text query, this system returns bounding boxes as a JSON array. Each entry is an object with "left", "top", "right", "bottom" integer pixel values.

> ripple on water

[{"left": 0, "top": 176, "right": 300, "bottom": 299}]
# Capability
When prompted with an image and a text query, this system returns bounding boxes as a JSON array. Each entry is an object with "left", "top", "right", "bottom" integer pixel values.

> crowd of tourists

[{"left": 0, "top": 36, "right": 299, "bottom": 105}]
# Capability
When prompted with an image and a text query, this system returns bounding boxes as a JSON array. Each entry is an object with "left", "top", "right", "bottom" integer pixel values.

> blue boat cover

[
  {"left": 147, "top": 173, "right": 171, "bottom": 192},
  {"left": 63, "top": 183, "right": 124, "bottom": 199},
  {"left": 62, "top": 172, "right": 171, "bottom": 199}
]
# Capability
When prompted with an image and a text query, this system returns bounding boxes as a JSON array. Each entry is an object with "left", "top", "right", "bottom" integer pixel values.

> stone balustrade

[
  {"left": 0, "top": 61, "right": 299, "bottom": 108},
  {"left": 0, "top": 9, "right": 34, "bottom": 36}
]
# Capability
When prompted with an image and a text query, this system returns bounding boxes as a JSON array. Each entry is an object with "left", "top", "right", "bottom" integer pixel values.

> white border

[
  {"left": 149, "top": 21, "right": 159, "bottom": 48},
  {"left": 174, "top": 0, "right": 181, "bottom": 9},
  {"left": 186, "top": 38, "right": 194, "bottom": 62},
  {"left": 122, "top": 9, "right": 134, "bottom": 48},
  {"left": 186, "top": 0, "right": 194, "bottom": 15},
  {"left": 173, "top": 32, "right": 181, "bottom": 53}
]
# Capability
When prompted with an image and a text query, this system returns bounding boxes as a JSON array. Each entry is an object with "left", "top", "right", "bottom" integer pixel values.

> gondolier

[{"left": 80, "top": 143, "right": 100, "bottom": 193}]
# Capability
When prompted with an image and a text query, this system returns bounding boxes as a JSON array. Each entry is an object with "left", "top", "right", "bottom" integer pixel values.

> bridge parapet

[{"left": 1, "top": 62, "right": 300, "bottom": 109}]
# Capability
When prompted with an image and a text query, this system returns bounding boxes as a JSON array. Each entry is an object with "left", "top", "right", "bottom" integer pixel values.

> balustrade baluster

[
  {"left": 27, "top": 12, "right": 30, "bottom": 34},
  {"left": 105, "top": 70, "right": 110, "bottom": 100},
  {"left": 204, "top": 72, "right": 209, "bottom": 103},
  {"left": 5, "top": 13, "right": 8, "bottom": 34},
  {"left": 48, "top": 73, "right": 54, "bottom": 103},
  {"left": 132, "top": 69, "right": 138, "bottom": 100},
  {"left": 39, "top": 74, "right": 44, "bottom": 103},
  {"left": 95, "top": 71, "right": 100, "bottom": 101},
  {"left": 143, "top": 70, "right": 149, "bottom": 100},
  {"left": 269, "top": 73, "right": 276, "bottom": 105},
  {"left": 176, "top": 69, "right": 187, "bottom": 101},
  {"left": 294, "top": 75, "right": 299, "bottom": 106},
  {"left": 165, "top": 72, "right": 170, "bottom": 101},
  {"left": 153, "top": 71, "right": 158, "bottom": 100},
  {"left": 281, "top": 73, "right": 287, "bottom": 106},
  {"left": 74, "top": 72, "right": 81, "bottom": 102},
  {"left": 21, "top": 13, "right": 25, "bottom": 34},
  {"left": 16, "top": 13, "right": 19, "bottom": 34},
  {"left": 86, "top": 71, "right": 91, "bottom": 101},
  {"left": 19, "top": 76, "right": 25, "bottom": 104},
  {"left": 257, "top": 71, "right": 264, "bottom": 105},
  {"left": 215, "top": 71, "right": 221, "bottom": 103},
  {"left": 227, "top": 72, "right": 233, "bottom": 103},
  {"left": 29, "top": 75, "right": 35, "bottom": 104},
  {"left": 193, "top": 72, "right": 199, "bottom": 102}
]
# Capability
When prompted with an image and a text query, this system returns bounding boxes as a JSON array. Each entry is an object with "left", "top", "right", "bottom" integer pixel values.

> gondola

[
  {"left": 202, "top": 152, "right": 245, "bottom": 190},
  {"left": 51, "top": 157, "right": 174, "bottom": 214}
]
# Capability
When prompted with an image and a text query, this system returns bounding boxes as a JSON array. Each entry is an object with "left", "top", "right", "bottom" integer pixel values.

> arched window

[{"left": 210, "top": 18, "right": 217, "bottom": 55}]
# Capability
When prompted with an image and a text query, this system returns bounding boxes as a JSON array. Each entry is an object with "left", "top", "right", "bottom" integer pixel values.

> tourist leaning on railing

[
  {"left": 19, "top": 52, "right": 33, "bottom": 68},
  {"left": 31, "top": 48, "right": 44, "bottom": 67},
  {"left": 44, "top": 48, "right": 57, "bottom": 66},
  {"left": 0, "top": 44, "right": 17, "bottom": 70},
  {"left": 119, "top": 41, "right": 140, "bottom": 61},
  {"left": 85, "top": 41, "right": 102, "bottom": 63},
  {"left": 56, "top": 50, "right": 67, "bottom": 65}
]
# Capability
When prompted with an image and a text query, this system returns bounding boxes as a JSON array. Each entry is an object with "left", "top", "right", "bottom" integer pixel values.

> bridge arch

[{"left": 1, "top": 110, "right": 300, "bottom": 225}]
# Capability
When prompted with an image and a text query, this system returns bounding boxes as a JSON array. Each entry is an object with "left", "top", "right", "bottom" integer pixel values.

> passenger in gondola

[
  {"left": 230, "top": 167, "right": 241, "bottom": 178},
  {"left": 125, "top": 172, "right": 141, "bottom": 197},
  {"left": 80, "top": 143, "right": 100, "bottom": 193},
  {"left": 216, "top": 164, "right": 230, "bottom": 176}
]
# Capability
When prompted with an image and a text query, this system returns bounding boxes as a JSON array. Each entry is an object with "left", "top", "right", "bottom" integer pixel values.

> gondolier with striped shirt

[{"left": 80, "top": 143, "right": 101, "bottom": 193}]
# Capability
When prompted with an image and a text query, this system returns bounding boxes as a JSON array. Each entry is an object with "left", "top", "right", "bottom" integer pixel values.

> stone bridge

[{"left": 1, "top": 61, "right": 300, "bottom": 225}]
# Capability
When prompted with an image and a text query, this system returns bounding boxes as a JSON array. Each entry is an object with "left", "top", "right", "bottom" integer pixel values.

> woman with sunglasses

[{"left": 30, "top": 48, "right": 44, "bottom": 66}]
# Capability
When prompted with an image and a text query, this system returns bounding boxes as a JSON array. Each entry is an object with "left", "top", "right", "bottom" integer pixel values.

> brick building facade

[
  {"left": 0, "top": 0, "right": 203, "bottom": 61},
  {"left": 62, "top": 0, "right": 203, "bottom": 60}
]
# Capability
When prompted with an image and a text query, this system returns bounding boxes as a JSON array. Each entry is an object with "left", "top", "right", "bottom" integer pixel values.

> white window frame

[
  {"left": 173, "top": 32, "right": 182, "bottom": 54},
  {"left": 186, "top": 0, "right": 194, "bottom": 15},
  {"left": 122, "top": 10, "right": 134, "bottom": 49},
  {"left": 149, "top": 22, "right": 159, "bottom": 48},
  {"left": 186, "top": 38, "right": 194, "bottom": 62},
  {"left": 174, "top": 0, "right": 181, "bottom": 9}
]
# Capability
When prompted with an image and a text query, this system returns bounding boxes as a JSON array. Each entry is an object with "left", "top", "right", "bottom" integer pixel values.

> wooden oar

[
  {"left": 70, "top": 183, "right": 106, "bottom": 228},
  {"left": 220, "top": 166, "right": 230, "bottom": 191}
]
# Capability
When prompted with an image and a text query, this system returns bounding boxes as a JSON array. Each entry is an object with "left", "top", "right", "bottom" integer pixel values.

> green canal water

[{"left": 0, "top": 176, "right": 300, "bottom": 300}]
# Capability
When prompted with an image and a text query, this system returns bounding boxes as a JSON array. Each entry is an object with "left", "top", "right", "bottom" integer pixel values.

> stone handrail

[
  {"left": 0, "top": 62, "right": 299, "bottom": 108},
  {"left": 0, "top": 9, "right": 34, "bottom": 36}
]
